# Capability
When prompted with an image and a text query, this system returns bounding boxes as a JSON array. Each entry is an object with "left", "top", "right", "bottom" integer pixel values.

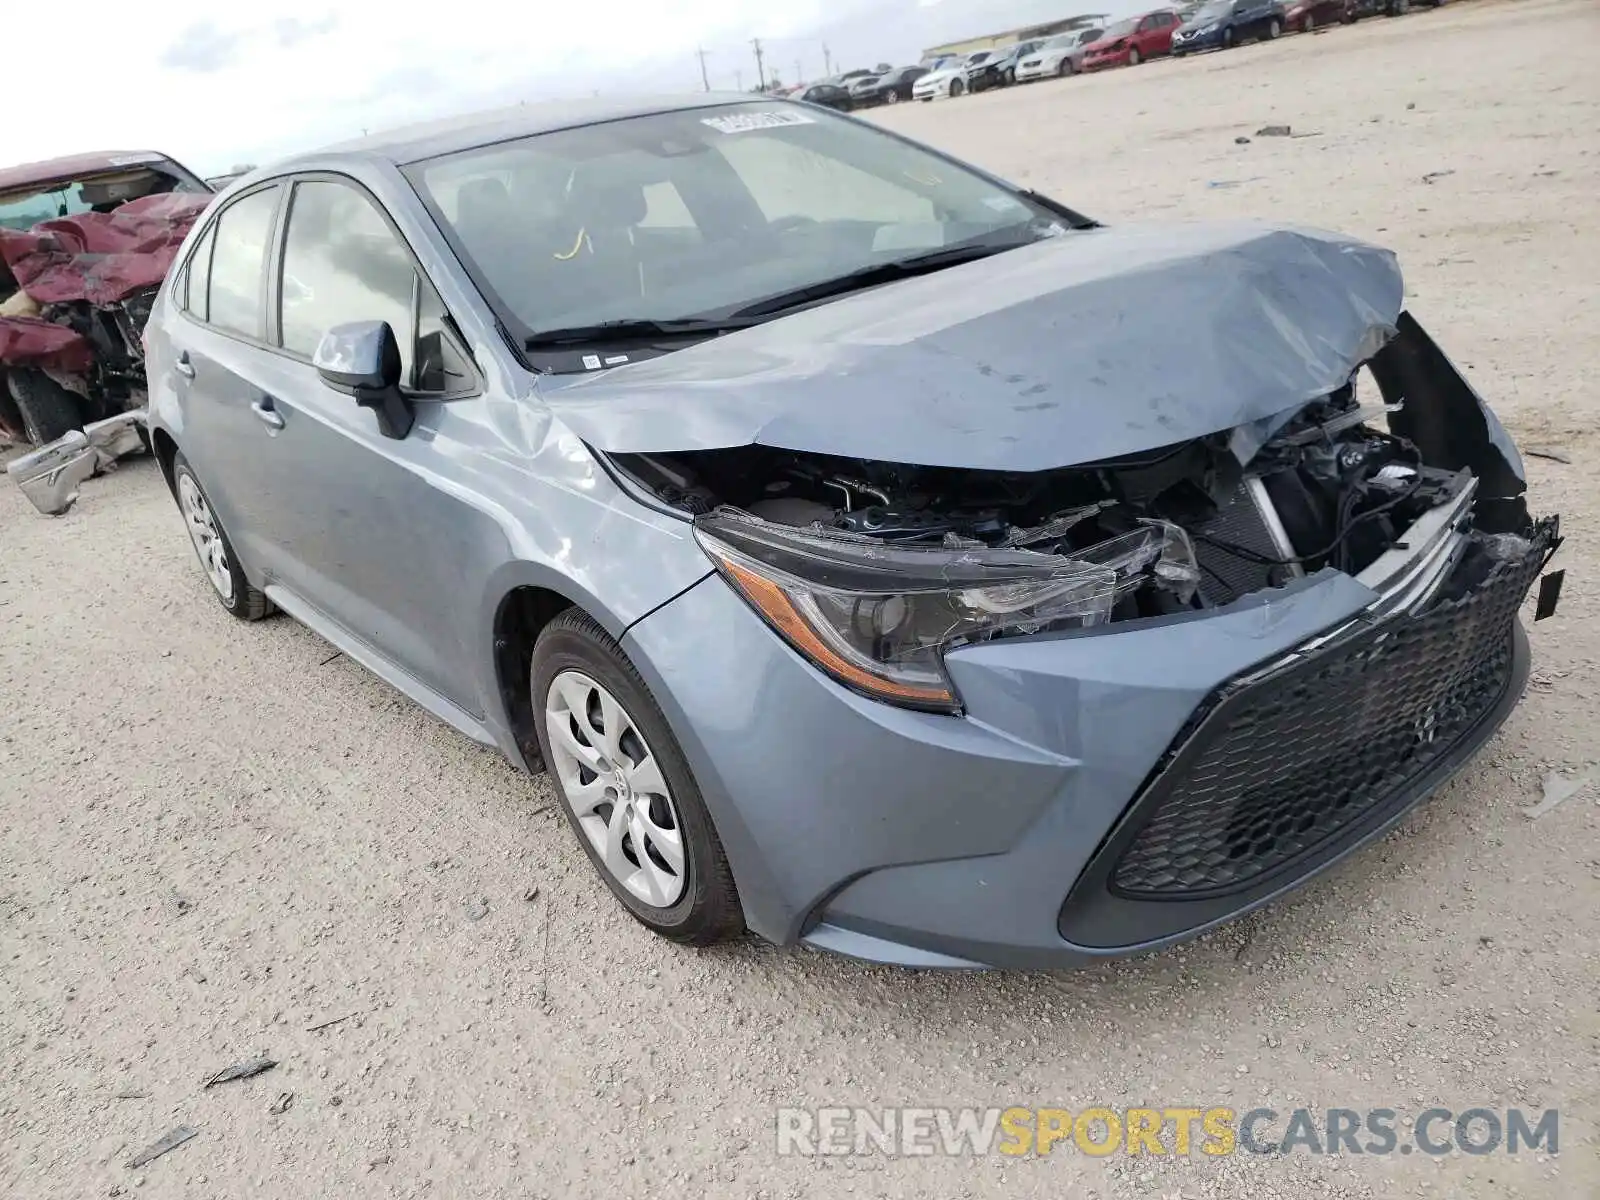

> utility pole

[
  {"left": 795, "top": 58, "right": 803, "bottom": 86},
  {"left": 751, "top": 37, "right": 767, "bottom": 91},
  {"left": 736, "top": 68, "right": 744, "bottom": 91},
  {"left": 822, "top": 42, "right": 833, "bottom": 75},
  {"left": 695, "top": 46, "right": 711, "bottom": 91}
]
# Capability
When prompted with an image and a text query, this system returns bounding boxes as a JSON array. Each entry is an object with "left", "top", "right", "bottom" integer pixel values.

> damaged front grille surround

[{"left": 1103, "top": 518, "right": 1556, "bottom": 902}]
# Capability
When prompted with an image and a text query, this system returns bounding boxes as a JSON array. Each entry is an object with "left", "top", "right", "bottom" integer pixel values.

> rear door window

[{"left": 204, "top": 186, "right": 281, "bottom": 339}]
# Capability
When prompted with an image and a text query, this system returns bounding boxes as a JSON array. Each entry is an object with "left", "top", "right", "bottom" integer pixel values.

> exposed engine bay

[{"left": 612, "top": 378, "right": 1482, "bottom": 624}]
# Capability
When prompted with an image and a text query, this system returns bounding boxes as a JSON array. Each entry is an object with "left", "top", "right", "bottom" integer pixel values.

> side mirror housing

[{"left": 314, "top": 320, "right": 414, "bottom": 440}]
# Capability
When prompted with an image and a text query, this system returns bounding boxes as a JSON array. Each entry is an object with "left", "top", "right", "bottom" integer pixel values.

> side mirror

[{"left": 313, "top": 320, "right": 414, "bottom": 440}]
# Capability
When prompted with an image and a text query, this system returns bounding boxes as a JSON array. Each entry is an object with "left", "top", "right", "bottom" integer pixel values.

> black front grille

[{"left": 1109, "top": 524, "right": 1552, "bottom": 900}]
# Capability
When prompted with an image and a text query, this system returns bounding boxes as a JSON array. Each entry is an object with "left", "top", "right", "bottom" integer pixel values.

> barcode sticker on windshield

[{"left": 701, "top": 111, "right": 816, "bottom": 134}]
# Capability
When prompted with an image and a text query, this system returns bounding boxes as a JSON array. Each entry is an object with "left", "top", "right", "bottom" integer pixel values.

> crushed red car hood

[
  {"left": 1, "top": 192, "right": 210, "bottom": 305},
  {"left": 0, "top": 192, "right": 209, "bottom": 373}
]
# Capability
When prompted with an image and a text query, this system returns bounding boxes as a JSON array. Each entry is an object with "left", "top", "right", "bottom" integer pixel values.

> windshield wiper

[
  {"left": 524, "top": 317, "right": 757, "bottom": 350},
  {"left": 727, "top": 238, "right": 1040, "bottom": 321}
]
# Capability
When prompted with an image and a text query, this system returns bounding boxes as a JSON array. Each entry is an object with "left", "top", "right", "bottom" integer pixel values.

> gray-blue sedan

[{"left": 144, "top": 95, "right": 1558, "bottom": 968}]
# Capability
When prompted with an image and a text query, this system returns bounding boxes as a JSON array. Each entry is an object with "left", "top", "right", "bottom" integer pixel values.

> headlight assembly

[{"left": 694, "top": 509, "right": 1198, "bottom": 713}]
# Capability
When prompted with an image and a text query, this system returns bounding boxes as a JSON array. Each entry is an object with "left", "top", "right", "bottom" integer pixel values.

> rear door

[{"left": 166, "top": 182, "right": 293, "bottom": 581}]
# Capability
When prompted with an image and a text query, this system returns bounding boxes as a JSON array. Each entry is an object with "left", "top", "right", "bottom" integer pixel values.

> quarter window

[
  {"left": 205, "top": 186, "right": 279, "bottom": 339},
  {"left": 183, "top": 221, "right": 217, "bottom": 322}
]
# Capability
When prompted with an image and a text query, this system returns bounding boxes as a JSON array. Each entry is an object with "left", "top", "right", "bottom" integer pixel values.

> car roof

[
  {"left": 299, "top": 94, "right": 773, "bottom": 167},
  {"left": 0, "top": 150, "right": 175, "bottom": 192}
]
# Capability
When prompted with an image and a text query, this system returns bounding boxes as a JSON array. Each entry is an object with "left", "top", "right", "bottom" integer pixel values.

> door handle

[
  {"left": 175, "top": 352, "right": 196, "bottom": 379},
  {"left": 251, "top": 397, "right": 286, "bottom": 430}
]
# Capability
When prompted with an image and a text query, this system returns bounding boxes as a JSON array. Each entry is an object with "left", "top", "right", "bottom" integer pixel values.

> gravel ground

[{"left": 3, "top": 1, "right": 1597, "bottom": 1196}]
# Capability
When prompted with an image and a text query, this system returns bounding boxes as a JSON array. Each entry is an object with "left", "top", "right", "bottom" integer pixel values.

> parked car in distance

[
  {"left": 1172, "top": 0, "right": 1286, "bottom": 52},
  {"left": 912, "top": 51, "right": 991, "bottom": 100},
  {"left": 851, "top": 66, "right": 930, "bottom": 106},
  {"left": 144, "top": 94, "right": 1555, "bottom": 970},
  {"left": 971, "top": 39, "right": 1049, "bottom": 90},
  {"left": 1284, "top": 0, "right": 1352, "bottom": 29},
  {"left": 1082, "top": 10, "right": 1182, "bottom": 70},
  {"left": 796, "top": 82, "right": 855, "bottom": 111},
  {"left": 1014, "top": 28, "right": 1105, "bottom": 80},
  {"left": 1346, "top": 0, "right": 1413, "bottom": 15}
]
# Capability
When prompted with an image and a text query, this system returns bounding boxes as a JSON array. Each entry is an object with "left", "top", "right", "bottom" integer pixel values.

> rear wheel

[
  {"left": 7, "top": 368, "right": 83, "bottom": 446},
  {"left": 1301, "top": 12, "right": 1315, "bottom": 30},
  {"left": 171, "top": 453, "right": 271, "bottom": 620},
  {"left": 1267, "top": 16, "right": 1283, "bottom": 36},
  {"left": 532, "top": 609, "right": 743, "bottom": 945}
]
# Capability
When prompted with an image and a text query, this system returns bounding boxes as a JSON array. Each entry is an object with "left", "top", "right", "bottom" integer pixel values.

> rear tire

[
  {"left": 1302, "top": 13, "right": 1315, "bottom": 30},
  {"left": 1268, "top": 16, "right": 1282, "bottom": 36},
  {"left": 7, "top": 368, "right": 83, "bottom": 446},
  {"left": 171, "top": 452, "right": 271, "bottom": 621},
  {"left": 532, "top": 609, "right": 744, "bottom": 946}
]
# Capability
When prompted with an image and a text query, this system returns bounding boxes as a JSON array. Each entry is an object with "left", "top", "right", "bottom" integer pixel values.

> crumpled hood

[{"left": 540, "top": 220, "right": 1404, "bottom": 472}]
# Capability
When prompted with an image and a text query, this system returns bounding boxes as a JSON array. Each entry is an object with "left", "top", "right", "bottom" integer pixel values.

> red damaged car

[
  {"left": 0, "top": 150, "right": 213, "bottom": 446},
  {"left": 1082, "top": 10, "right": 1182, "bottom": 69}
]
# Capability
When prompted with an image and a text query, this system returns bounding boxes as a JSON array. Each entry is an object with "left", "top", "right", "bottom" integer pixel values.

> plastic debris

[
  {"left": 126, "top": 1125, "right": 197, "bottom": 1169},
  {"left": 1255, "top": 124, "right": 1292, "bottom": 137},
  {"left": 203, "top": 1056, "right": 277, "bottom": 1088},
  {"left": 1523, "top": 770, "right": 1597, "bottom": 821},
  {"left": 1422, "top": 170, "right": 1456, "bottom": 185},
  {"left": 269, "top": 1091, "right": 295, "bottom": 1115},
  {"left": 1524, "top": 446, "right": 1571, "bottom": 464}
]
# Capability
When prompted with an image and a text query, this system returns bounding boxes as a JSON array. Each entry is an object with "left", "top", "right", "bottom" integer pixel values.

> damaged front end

[{"left": 611, "top": 312, "right": 1558, "bottom": 713}]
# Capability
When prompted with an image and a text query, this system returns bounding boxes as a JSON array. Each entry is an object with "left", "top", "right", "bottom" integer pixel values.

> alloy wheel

[
  {"left": 178, "top": 473, "right": 234, "bottom": 602},
  {"left": 545, "top": 670, "right": 687, "bottom": 908}
]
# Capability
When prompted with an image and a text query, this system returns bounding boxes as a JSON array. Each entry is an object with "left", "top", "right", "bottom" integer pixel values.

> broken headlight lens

[{"left": 694, "top": 509, "right": 1198, "bottom": 713}]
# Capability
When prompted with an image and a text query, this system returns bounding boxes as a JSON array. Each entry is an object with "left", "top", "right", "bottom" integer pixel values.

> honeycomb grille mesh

[{"left": 1110, "top": 528, "right": 1550, "bottom": 900}]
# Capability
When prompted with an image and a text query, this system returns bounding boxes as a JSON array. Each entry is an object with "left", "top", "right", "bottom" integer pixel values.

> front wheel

[
  {"left": 1267, "top": 16, "right": 1282, "bottom": 36},
  {"left": 1057, "top": 58, "right": 1075, "bottom": 76},
  {"left": 533, "top": 610, "right": 743, "bottom": 945},
  {"left": 7, "top": 368, "right": 82, "bottom": 446},
  {"left": 1128, "top": 46, "right": 1142, "bottom": 65},
  {"left": 949, "top": 77, "right": 965, "bottom": 97},
  {"left": 1223, "top": 26, "right": 1237, "bottom": 46},
  {"left": 885, "top": 89, "right": 900, "bottom": 103},
  {"left": 1301, "top": 13, "right": 1315, "bottom": 30}
]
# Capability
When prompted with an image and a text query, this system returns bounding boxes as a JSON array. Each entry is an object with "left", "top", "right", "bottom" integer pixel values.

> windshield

[
  {"left": 1099, "top": 18, "right": 1138, "bottom": 39},
  {"left": 1189, "top": 1, "right": 1229, "bottom": 17},
  {"left": 0, "top": 165, "right": 207, "bottom": 232},
  {"left": 1043, "top": 34, "right": 1077, "bottom": 49},
  {"left": 410, "top": 103, "right": 1068, "bottom": 360}
]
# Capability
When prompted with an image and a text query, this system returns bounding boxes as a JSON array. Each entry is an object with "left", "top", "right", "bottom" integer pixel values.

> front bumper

[
  {"left": 1173, "top": 27, "right": 1224, "bottom": 50},
  {"left": 623, "top": 520, "right": 1553, "bottom": 969},
  {"left": 1014, "top": 61, "right": 1050, "bottom": 81},
  {"left": 1083, "top": 50, "right": 1131, "bottom": 70}
]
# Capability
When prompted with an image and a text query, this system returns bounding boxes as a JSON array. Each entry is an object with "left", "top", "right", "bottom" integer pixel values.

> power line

[
  {"left": 695, "top": 46, "right": 711, "bottom": 92},
  {"left": 751, "top": 36, "right": 767, "bottom": 91}
]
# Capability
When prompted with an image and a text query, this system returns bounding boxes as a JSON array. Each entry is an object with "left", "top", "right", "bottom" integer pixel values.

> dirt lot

[{"left": 3, "top": 1, "right": 1597, "bottom": 1195}]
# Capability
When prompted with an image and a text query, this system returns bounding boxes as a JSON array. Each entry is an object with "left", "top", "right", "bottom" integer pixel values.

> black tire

[
  {"left": 7, "top": 368, "right": 83, "bottom": 446},
  {"left": 949, "top": 77, "right": 965, "bottom": 97},
  {"left": 171, "top": 452, "right": 271, "bottom": 621},
  {"left": 531, "top": 609, "right": 743, "bottom": 946},
  {"left": 1128, "top": 46, "right": 1142, "bottom": 65},
  {"left": 1267, "top": 16, "right": 1282, "bottom": 36},
  {"left": 885, "top": 89, "right": 900, "bottom": 103},
  {"left": 1389, "top": 0, "right": 1408, "bottom": 13},
  {"left": 1223, "top": 26, "right": 1237, "bottom": 46},
  {"left": 1057, "top": 58, "right": 1075, "bottom": 76},
  {"left": 1302, "top": 13, "right": 1315, "bottom": 30}
]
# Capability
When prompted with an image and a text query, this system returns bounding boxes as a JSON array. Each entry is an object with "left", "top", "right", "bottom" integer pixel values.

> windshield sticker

[
  {"left": 700, "top": 111, "right": 816, "bottom": 134},
  {"left": 983, "top": 196, "right": 1027, "bottom": 213},
  {"left": 582, "top": 354, "right": 602, "bottom": 370},
  {"left": 604, "top": 355, "right": 630, "bottom": 366}
]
